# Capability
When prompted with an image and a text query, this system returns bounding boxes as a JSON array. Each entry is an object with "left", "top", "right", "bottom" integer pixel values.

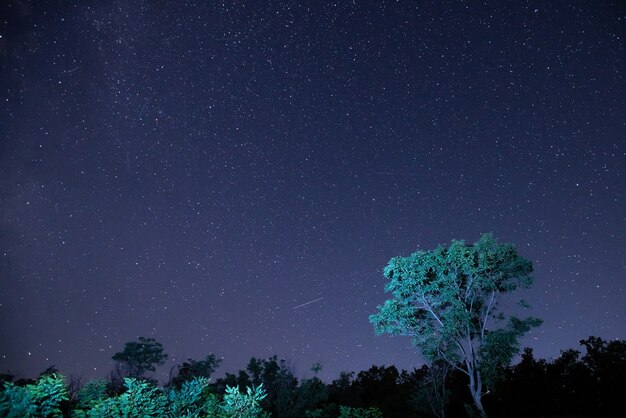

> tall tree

[
  {"left": 369, "top": 234, "right": 542, "bottom": 417},
  {"left": 112, "top": 337, "right": 168, "bottom": 379}
]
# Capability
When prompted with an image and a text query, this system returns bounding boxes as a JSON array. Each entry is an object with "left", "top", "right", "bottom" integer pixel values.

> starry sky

[{"left": 1, "top": 0, "right": 625, "bottom": 383}]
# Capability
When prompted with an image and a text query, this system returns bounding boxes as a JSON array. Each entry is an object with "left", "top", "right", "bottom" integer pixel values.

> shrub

[{"left": 0, "top": 373, "right": 68, "bottom": 417}]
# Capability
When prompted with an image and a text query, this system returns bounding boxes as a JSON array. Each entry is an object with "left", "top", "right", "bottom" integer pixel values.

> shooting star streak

[
  {"left": 138, "top": 98, "right": 148, "bottom": 120},
  {"left": 292, "top": 297, "right": 324, "bottom": 310}
]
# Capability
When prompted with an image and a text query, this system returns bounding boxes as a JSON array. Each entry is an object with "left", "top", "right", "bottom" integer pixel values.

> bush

[
  {"left": 0, "top": 373, "right": 68, "bottom": 417},
  {"left": 0, "top": 373, "right": 271, "bottom": 418},
  {"left": 339, "top": 405, "right": 383, "bottom": 418},
  {"left": 221, "top": 384, "right": 269, "bottom": 418}
]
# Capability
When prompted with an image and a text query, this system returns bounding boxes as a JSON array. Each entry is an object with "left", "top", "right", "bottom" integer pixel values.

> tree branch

[
  {"left": 481, "top": 290, "right": 497, "bottom": 340},
  {"left": 437, "top": 348, "right": 469, "bottom": 376},
  {"left": 420, "top": 297, "right": 445, "bottom": 327}
]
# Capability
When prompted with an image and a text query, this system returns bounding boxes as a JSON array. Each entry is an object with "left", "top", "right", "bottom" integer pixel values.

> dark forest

[{"left": 1, "top": 335, "right": 625, "bottom": 417}]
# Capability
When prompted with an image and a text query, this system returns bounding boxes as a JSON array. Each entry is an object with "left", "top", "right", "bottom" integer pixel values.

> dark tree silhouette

[
  {"left": 214, "top": 355, "right": 298, "bottom": 417},
  {"left": 580, "top": 336, "right": 626, "bottom": 415},
  {"left": 2, "top": 337, "right": 626, "bottom": 417},
  {"left": 111, "top": 337, "right": 168, "bottom": 379},
  {"left": 414, "top": 360, "right": 450, "bottom": 418},
  {"left": 490, "top": 347, "right": 549, "bottom": 416},
  {"left": 345, "top": 365, "right": 417, "bottom": 418},
  {"left": 169, "top": 353, "right": 222, "bottom": 389}
]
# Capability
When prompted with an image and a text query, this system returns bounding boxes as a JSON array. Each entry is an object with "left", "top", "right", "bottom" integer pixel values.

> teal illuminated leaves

[
  {"left": 88, "top": 377, "right": 168, "bottom": 417},
  {"left": 0, "top": 373, "right": 270, "bottom": 417},
  {"left": 0, "top": 373, "right": 68, "bottom": 418},
  {"left": 478, "top": 316, "right": 543, "bottom": 386},
  {"left": 369, "top": 233, "right": 542, "bottom": 417},
  {"left": 221, "top": 384, "right": 269, "bottom": 418},
  {"left": 76, "top": 379, "right": 108, "bottom": 410}
]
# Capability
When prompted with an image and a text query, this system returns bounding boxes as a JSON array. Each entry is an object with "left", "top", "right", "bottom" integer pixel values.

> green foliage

[
  {"left": 216, "top": 355, "right": 330, "bottom": 417},
  {"left": 479, "top": 316, "right": 543, "bottom": 386},
  {"left": 167, "top": 377, "right": 218, "bottom": 417},
  {"left": 1, "top": 337, "right": 623, "bottom": 418},
  {"left": 226, "top": 355, "right": 297, "bottom": 416},
  {"left": 303, "top": 409, "right": 325, "bottom": 418},
  {"left": 0, "top": 382, "right": 29, "bottom": 418},
  {"left": 112, "top": 337, "right": 168, "bottom": 378},
  {"left": 338, "top": 405, "right": 383, "bottom": 418},
  {"left": 222, "top": 384, "right": 269, "bottom": 418},
  {"left": 76, "top": 379, "right": 108, "bottom": 410},
  {"left": 87, "top": 377, "right": 168, "bottom": 417},
  {"left": 0, "top": 373, "right": 68, "bottom": 418},
  {"left": 0, "top": 383, "right": 34, "bottom": 417},
  {"left": 30, "top": 373, "right": 68, "bottom": 417},
  {"left": 70, "top": 377, "right": 268, "bottom": 418},
  {"left": 369, "top": 233, "right": 542, "bottom": 416}
]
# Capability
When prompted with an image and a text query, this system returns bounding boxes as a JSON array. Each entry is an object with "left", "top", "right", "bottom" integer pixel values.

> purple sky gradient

[{"left": 1, "top": 0, "right": 624, "bottom": 383}]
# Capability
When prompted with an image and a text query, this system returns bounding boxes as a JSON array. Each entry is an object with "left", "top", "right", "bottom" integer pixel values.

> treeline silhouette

[{"left": 1, "top": 336, "right": 624, "bottom": 417}]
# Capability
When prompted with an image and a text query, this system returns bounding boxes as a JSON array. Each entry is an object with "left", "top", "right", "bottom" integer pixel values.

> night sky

[{"left": 1, "top": 1, "right": 625, "bottom": 384}]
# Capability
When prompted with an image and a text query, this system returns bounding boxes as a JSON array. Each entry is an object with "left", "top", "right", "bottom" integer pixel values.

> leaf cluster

[
  {"left": 222, "top": 384, "right": 269, "bottom": 418},
  {"left": 370, "top": 234, "right": 539, "bottom": 364},
  {"left": 337, "top": 406, "right": 383, "bottom": 418},
  {"left": 0, "top": 373, "right": 270, "bottom": 418},
  {"left": 0, "top": 373, "right": 68, "bottom": 417},
  {"left": 369, "top": 232, "right": 543, "bottom": 415}
]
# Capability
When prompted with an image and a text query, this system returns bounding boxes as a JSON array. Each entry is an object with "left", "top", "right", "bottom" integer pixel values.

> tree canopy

[
  {"left": 112, "top": 336, "right": 168, "bottom": 379},
  {"left": 369, "top": 233, "right": 542, "bottom": 417}
]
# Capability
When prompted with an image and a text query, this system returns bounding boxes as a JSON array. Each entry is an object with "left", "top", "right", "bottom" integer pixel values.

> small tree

[
  {"left": 370, "top": 234, "right": 542, "bottom": 417},
  {"left": 169, "top": 354, "right": 222, "bottom": 389},
  {"left": 112, "top": 337, "right": 168, "bottom": 379}
]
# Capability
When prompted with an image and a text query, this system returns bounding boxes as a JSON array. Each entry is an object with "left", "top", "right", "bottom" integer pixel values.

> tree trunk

[
  {"left": 470, "top": 387, "right": 486, "bottom": 418},
  {"left": 468, "top": 367, "right": 487, "bottom": 417}
]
